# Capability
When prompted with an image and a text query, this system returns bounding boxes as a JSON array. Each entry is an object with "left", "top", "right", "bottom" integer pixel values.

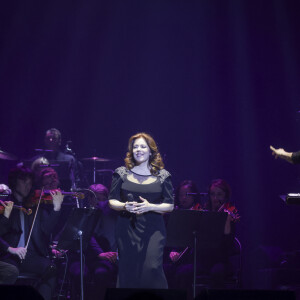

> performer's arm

[
  {"left": 134, "top": 199, "right": 173, "bottom": 214},
  {"left": 0, "top": 200, "right": 13, "bottom": 220},
  {"left": 0, "top": 201, "right": 14, "bottom": 236},
  {"left": 0, "top": 234, "right": 27, "bottom": 260},
  {"left": 134, "top": 176, "right": 174, "bottom": 214},
  {"left": 169, "top": 251, "right": 180, "bottom": 262},
  {"left": 270, "top": 145, "right": 293, "bottom": 163},
  {"left": 291, "top": 151, "right": 300, "bottom": 164},
  {"left": 109, "top": 198, "right": 173, "bottom": 213},
  {"left": 7, "top": 246, "right": 27, "bottom": 260},
  {"left": 0, "top": 204, "right": 27, "bottom": 259},
  {"left": 89, "top": 236, "right": 118, "bottom": 263},
  {"left": 40, "top": 190, "right": 63, "bottom": 235},
  {"left": 108, "top": 172, "right": 126, "bottom": 211},
  {"left": 108, "top": 199, "right": 126, "bottom": 211}
]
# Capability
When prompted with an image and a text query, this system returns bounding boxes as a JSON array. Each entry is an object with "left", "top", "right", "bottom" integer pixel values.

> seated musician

[
  {"left": 164, "top": 180, "right": 199, "bottom": 288},
  {"left": 67, "top": 184, "right": 118, "bottom": 300},
  {"left": 174, "top": 180, "right": 200, "bottom": 210},
  {"left": 0, "top": 189, "right": 19, "bottom": 284},
  {"left": 37, "top": 167, "right": 60, "bottom": 191},
  {"left": 31, "top": 157, "right": 50, "bottom": 187},
  {"left": 0, "top": 166, "right": 63, "bottom": 300},
  {"left": 166, "top": 179, "right": 238, "bottom": 292},
  {"left": 200, "top": 179, "right": 238, "bottom": 285},
  {"left": 31, "top": 157, "right": 50, "bottom": 173},
  {"left": 0, "top": 184, "right": 11, "bottom": 195}
]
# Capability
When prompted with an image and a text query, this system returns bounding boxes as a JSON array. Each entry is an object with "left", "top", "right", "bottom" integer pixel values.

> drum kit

[
  {"left": 0, "top": 148, "right": 115, "bottom": 186},
  {"left": 81, "top": 156, "right": 114, "bottom": 184},
  {"left": 0, "top": 149, "right": 17, "bottom": 161}
]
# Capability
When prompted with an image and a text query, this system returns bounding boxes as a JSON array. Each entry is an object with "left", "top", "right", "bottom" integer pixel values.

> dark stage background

[{"left": 1, "top": 0, "right": 300, "bottom": 288}]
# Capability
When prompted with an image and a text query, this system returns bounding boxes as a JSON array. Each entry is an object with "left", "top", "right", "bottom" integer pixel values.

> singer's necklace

[{"left": 130, "top": 170, "right": 151, "bottom": 176}]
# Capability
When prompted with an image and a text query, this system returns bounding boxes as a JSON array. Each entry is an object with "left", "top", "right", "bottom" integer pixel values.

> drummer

[{"left": 34, "top": 128, "right": 81, "bottom": 191}]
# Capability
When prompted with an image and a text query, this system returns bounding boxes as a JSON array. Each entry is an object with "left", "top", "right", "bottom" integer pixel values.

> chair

[
  {"left": 16, "top": 272, "right": 40, "bottom": 288},
  {"left": 194, "top": 237, "right": 242, "bottom": 289}
]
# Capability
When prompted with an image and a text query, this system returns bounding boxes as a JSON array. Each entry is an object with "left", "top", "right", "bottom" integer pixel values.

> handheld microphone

[
  {"left": 127, "top": 193, "right": 137, "bottom": 227},
  {"left": 127, "top": 193, "right": 134, "bottom": 202}
]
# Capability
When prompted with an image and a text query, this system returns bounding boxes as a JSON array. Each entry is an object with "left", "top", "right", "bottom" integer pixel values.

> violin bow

[{"left": 25, "top": 187, "right": 44, "bottom": 250}]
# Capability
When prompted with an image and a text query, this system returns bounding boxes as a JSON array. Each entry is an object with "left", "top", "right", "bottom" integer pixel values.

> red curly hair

[{"left": 124, "top": 132, "right": 164, "bottom": 175}]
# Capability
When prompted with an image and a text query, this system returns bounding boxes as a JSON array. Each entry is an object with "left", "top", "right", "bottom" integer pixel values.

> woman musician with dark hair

[{"left": 166, "top": 179, "right": 239, "bottom": 292}]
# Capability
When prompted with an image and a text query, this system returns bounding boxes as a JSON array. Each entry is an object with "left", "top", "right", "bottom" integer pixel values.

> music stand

[
  {"left": 280, "top": 193, "right": 300, "bottom": 205},
  {"left": 57, "top": 208, "right": 100, "bottom": 300},
  {"left": 166, "top": 210, "right": 227, "bottom": 299}
]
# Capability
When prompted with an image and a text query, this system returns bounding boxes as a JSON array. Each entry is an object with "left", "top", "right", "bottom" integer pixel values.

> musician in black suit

[
  {"left": 0, "top": 198, "right": 19, "bottom": 284},
  {"left": 0, "top": 166, "right": 63, "bottom": 300}
]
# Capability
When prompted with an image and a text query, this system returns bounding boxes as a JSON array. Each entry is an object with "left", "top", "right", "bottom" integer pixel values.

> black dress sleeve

[
  {"left": 109, "top": 173, "right": 123, "bottom": 201},
  {"left": 291, "top": 151, "right": 300, "bottom": 164},
  {"left": 161, "top": 176, "right": 174, "bottom": 204}
]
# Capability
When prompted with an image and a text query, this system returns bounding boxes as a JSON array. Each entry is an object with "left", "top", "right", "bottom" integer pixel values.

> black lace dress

[{"left": 109, "top": 167, "right": 174, "bottom": 288}]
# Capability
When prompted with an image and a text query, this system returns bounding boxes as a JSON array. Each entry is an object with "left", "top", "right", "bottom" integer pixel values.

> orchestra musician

[
  {"left": 166, "top": 179, "right": 238, "bottom": 294},
  {"left": 0, "top": 194, "right": 19, "bottom": 284},
  {"left": 174, "top": 180, "right": 200, "bottom": 210},
  {"left": 164, "top": 180, "right": 200, "bottom": 289},
  {"left": 37, "top": 167, "right": 60, "bottom": 191},
  {"left": 0, "top": 166, "right": 63, "bottom": 300},
  {"left": 34, "top": 128, "right": 80, "bottom": 190},
  {"left": 67, "top": 184, "right": 118, "bottom": 300},
  {"left": 31, "top": 157, "right": 50, "bottom": 174}
]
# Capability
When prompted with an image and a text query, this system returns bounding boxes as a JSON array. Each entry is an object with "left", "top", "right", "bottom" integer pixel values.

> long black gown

[{"left": 109, "top": 166, "right": 174, "bottom": 289}]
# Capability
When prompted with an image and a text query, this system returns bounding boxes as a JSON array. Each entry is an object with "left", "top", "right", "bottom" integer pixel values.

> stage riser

[
  {"left": 105, "top": 288, "right": 296, "bottom": 300},
  {"left": 0, "top": 285, "right": 43, "bottom": 299}
]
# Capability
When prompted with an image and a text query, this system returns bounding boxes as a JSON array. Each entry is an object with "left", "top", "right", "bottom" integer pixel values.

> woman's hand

[
  {"left": 50, "top": 190, "right": 64, "bottom": 211},
  {"left": 132, "top": 197, "right": 153, "bottom": 214},
  {"left": 52, "top": 248, "right": 67, "bottom": 258},
  {"left": 124, "top": 201, "right": 138, "bottom": 213},
  {"left": 98, "top": 252, "right": 118, "bottom": 263},
  {"left": 169, "top": 251, "right": 180, "bottom": 262}
]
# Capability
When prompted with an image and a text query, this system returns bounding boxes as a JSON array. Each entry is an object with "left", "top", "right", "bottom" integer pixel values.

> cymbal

[
  {"left": 81, "top": 157, "right": 112, "bottom": 162},
  {"left": 0, "top": 150, "right": 17, "bottom": 160}
]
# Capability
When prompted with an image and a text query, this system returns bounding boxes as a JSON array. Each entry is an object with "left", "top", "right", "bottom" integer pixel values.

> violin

[
  {"left": 0, "top": 202, "right": 32, "bottom": 215},
  {"left": 25, "top": 189, "right": 85, "bottom": 207},
  {"left": 190, "top": 203, "right": 203, "bottom": 211},
  {"left": 219, "top": 202, "right": 240, "bottom": 222}
]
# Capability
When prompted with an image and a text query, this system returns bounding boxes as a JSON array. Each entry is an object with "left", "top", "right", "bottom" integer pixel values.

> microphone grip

[
  {"left": 127, "top": 193, "right": 134, "bottom": 202},
  {"left": 127, "top": 193, "right": 136, "bottom": 228}
]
